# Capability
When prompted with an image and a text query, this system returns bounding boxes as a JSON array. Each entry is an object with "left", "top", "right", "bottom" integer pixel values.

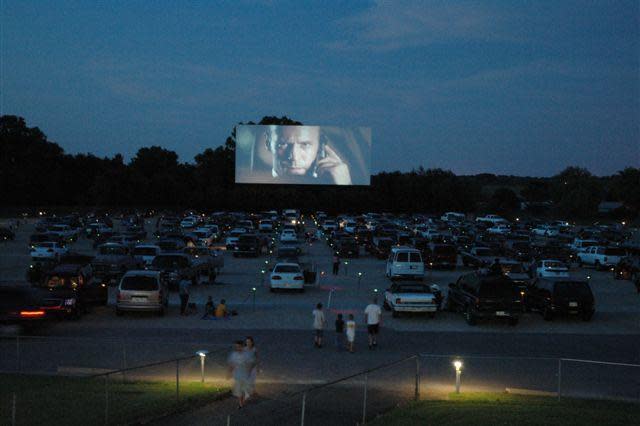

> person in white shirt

[
  {"left": 364, "top": 297, "right": 382, "bottom": 350},
  {"left": 312, "top": 303, "right": 326, "bottom": 348}
]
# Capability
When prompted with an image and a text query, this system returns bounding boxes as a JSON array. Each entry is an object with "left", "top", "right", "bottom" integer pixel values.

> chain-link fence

[{"left": 1, "top": 338, "right": 230, "bottom": 426}]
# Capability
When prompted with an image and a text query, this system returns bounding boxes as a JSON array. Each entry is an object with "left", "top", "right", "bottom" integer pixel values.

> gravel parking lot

[{"left": 1, "top": 218, "right": 638, "bottom": 336}]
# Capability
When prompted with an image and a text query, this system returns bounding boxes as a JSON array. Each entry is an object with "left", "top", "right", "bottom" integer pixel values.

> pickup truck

[
  {"left": 233, "top": 234, "right": 261, "bottom": 257},
  {"left": 276, "top": 245, "right": 316, "bottom": 284},
  {"left": 182, "top": 246, "right": 224, "bottom": 276},
  {"left": 460, "top": 246, "right": 500, "bottom": 268},
  {"left": 150, "top": 253, "right": 214, "bottom": 291},
  {"left": 383, "top": 282, "right": 442, "bottom": 318},
  {"left": 91, "top": 243, "right": 142, "bottom": 284}
]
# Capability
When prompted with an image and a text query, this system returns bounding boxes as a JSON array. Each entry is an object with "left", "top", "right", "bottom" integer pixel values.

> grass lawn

[
  {"left": 371, "top": 392, "right": 640, "bottom": 426},
  {"left": 0, "top": 373, "right": 228, "bottom": 426}
]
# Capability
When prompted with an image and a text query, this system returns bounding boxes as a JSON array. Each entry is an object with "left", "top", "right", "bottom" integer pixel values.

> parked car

[
  {"left": 446, "top": 272, "right": 520, "bottom": 325},
  {"left": 225, "top": 228, "right": 246, "bottom": 249},
  {"left": 369, "top": 236, "right": 394, "bottom": 259},
  {"left": 383, "top": 281, "right": 442, "bottom": 318},
  {"left": 92, "top": 243, "right": 142, "bottom": 284},
  {"left": 535, "top": 260, "right": 570, "bottom": 279},
  {"left": 460, "top": 246, "right": 498, "bottom": 268},
  {"left": 576, "top": 246, "right": 625, "bottom": 270},
  {"left": 527, "top": 278, "right": 595, "bottom": 321},
  {"left": 269, "top": 262, "right": 305, "bottom": 292},
  {"left": 30, "top": 242, "right": 68, "bottom": 261},
  {"left": 234, "top": 234, "right": 261, "bottom": 257},
  {"left": 386, "top": 247, "right": 424, "bottom": 280},
  {"left": 132, "top": 244, "right": 161, "bottom": 266},
  {"left": 279, "top": 229, "right": 298, "bottom": 243},
  {"left": 35, "top": 262, "right": 108, "bottom": 318},
  {"left": 424, "top": 243, "right": 457, "bottom": 269},
  {"left": 150, "top": 253, "right": 213, "bottom": 290},
  {"left": 0, "top": 285, "right": 50, "bottom": 332},
  {"left": 182, "top": 246, "right": 223, "bottom": 277},
  {"left": 115, "top": 270, "right": 168, "bottom": 316},
  {"left": 337, "top": 238, "right": 359, "bottom": 258}
]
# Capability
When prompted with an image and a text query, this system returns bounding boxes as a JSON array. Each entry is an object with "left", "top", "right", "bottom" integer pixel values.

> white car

[
  {"left": 180, "top": 217, "right": 197, "bottom": 229},
  {"left": 280, "top": 229, "right": 298, "bottom": 243},
  {"left": 47, "top": 224, "right": 78, "bottom": 241},
  {"left": 383, "top": 282, "right": 442, "bottom": 318},
  {"left": 322, "top": 220, "right": 338, "bottom": 232},
  {"left": 536, "top": 260, "right": 570, "bottom": 278},
  {"left": 269, "top": 262, "right": 305, "bottom": 291},
  {"left": 476, "top": 214, "right": 508, "bottom": 225},
  {"left": 577, "top": 246, "right": 625, "bottom": 270},
  {"left": 132, "top": 244, "right": 161, "bottom": 266},
  {"left": 532, "top": 225, "right": 560, "bottom": 237},
  {"left": 30, "top": 242, "right": 68, "bottom": 260},
  {"left": 259, "top": 220, "right": 274, "bottom": 232},
  {"left": 343, "top": 222, "right": 358, "bottom": 234},
  {"left": 486, "top": 224, "right": 511, "bottom": 235},
  {"left": 193, "top": 228, "right": 215, "bottom": 246}
]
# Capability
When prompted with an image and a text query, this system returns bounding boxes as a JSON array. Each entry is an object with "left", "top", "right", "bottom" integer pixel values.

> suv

[
  {"left": 527, "top": 278, "right": 595, "bottom": 321},
  {"left": 116, "top": 271, "right": 168, "bottom": 316},
  {"left": 234, "top": 234, "right": 261, "bottom": 257},
  {"left": 0, "top": 285, "right": 49, "bottom": 332},
  {"left": 447, "top": 272, "right": 520, "bottom": 325}
]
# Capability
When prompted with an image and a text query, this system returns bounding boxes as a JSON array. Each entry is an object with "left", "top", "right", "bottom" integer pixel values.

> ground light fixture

[
  {"left": 357, "top": 272, "right": 363, "bottom": 290},
  {"left": 453, "top": 360, "right": 463, "bottom": 393},
  {"left": 196, "top": 350, "right": 209, "bottom": 383}
]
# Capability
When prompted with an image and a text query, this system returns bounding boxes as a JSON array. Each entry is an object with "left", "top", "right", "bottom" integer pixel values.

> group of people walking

[
  {"left": 312, "top": 297, "right": 382, "bottom": 353},
  {"left": 227, "top": 337, "right": 258, "bottom": 409}
]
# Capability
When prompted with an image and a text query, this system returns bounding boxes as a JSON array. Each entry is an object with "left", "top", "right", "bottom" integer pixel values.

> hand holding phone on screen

[{"left": 314, "top": 144, "right": 352, "bottom": 185}]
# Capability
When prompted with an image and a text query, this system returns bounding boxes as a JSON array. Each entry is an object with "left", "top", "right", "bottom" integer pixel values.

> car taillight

[
  {"left": 475, "top": 297, "right": 480, "bottom": 307},
  {"left": 294, "top": 276, "right": 303, "bottom": 280},
  {"left": 395, "top": 298, "right": 402, "bottom": 304},
  {"left": 272, "top": 275, "right": 282, "bottom": 280},
  {"left": 20, "top": 310, "right": 45, "bottom": 318}
]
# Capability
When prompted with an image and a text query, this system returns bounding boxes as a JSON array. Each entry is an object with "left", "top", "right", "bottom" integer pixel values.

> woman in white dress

[
  {"left": 244, "top": 336, "right": 258, "bottom": 399},
  {"left": 228, "top": 341, "right": 251, "bottom": 408}
]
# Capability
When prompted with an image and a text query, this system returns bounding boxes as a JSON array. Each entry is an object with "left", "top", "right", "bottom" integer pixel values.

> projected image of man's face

[{"left": 273, "top": 126, "right": 320, "bottom": 176}]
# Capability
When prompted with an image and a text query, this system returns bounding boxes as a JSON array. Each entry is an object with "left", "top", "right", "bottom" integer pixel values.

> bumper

[
  {"left": 392, "top": 305, "right": 437, "bottom": 312},
  {"left": 270, "top": 281, "right": 304, "bottom": 290},
  {"left": 117, "top": 302, "right": 164, "bottom": 312}
]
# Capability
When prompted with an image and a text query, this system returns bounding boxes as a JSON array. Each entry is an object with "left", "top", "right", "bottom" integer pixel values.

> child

[
  {"left": 335, "top": 313, "right": 345, "bottom": 351},
  {"left": 202, "top": 296, "right": 215, "bottom": 319},
  {"left": 346, "top": 314, "right": 356, "bottom": 353}
]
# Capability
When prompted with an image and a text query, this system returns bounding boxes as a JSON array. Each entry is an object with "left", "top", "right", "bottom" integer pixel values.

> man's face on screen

[{"left": 273, "top": 127, "right": 320, "bottom": 176}]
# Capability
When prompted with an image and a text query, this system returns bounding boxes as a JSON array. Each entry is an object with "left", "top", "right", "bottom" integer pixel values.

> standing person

[
  {"left": 312, "top": 303, "right": 326, "bottom": 348},
  {"left": 228, "top": 341, "right": 251, "bottom": 409},
  {"left": 332, "top": 253, "right": 340, "bottom": 276},
  {"left": 335, "top": 313, "right": 345, "bottom": 351},
  {"left": 179, "top": 278, "right": 190, "bottom": 316},
  {"left": 244, "top": 337, "right": 258, "bottom": 400},
  {"left": 364, "top": 297, "right": 382, "bottom": 350},
  {"left": 345, "top": 314, "right": 356, "bottom": 353}
]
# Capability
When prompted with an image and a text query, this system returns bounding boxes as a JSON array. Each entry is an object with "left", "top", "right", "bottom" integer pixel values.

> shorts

[
  {"left": 367, "top": 324, "right": 379, "bottom": 335},
  {"left": 315, "top": 329, "right": 324, "bottom": 338}
]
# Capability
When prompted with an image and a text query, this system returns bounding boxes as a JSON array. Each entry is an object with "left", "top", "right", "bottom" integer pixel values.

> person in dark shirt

[{"left": 335, "top": 313, "right": 345, "bottom": 351}]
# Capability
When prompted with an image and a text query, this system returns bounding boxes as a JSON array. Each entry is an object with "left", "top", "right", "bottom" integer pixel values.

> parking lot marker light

[
  {"left": 358, "top": 272, "right": 363, "bottom": 290},
  {"left": 252, "top": 287, "right": 257, "bottom": 311},
  {"left": 453, "top": 360, "right": 463, "bottom": 394},
  {"left": 344, "top": 261, "right": 349, "bottom": 276},
  {"left": 196, "top": 350, "right": 209, "bottom": 383}
]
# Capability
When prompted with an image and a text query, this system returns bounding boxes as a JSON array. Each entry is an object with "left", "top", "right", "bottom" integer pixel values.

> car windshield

[
  {"left": 100, "top": 246, "right": 126, "bottom": 255},
  {"left": 395, "top": 285, "right": 430, "bottom": 293},
  {"left": 121, "top": 276, "right": 158, "bottom": 291},
  {"left": 134, "top": 247, "right": 157, "bottom": 256},
  {"left": 554, "top": 282, "right": 592, "bottom": 299},
  {"left": 604, "top": 248, "right": 625, "bottom": 256},
  {"left": 35, "top": 242, "right": 53, "bottom": 248},
  {"left": 274, "top": 265, "right": 300, "bottom": 273},
  {"left": 502, "top": 263, "right": 523, "bottom": 273},
  {"left": 152, "top": 256, "right": 188, "bottom": 269},
  {"left": 545, "top": 262, "right": 565, "bottom": 269}
]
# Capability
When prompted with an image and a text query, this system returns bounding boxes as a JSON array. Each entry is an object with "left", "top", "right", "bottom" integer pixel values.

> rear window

[
  {"left": 121, "top": 276, "right": 158, "bottom": 291},
  {"left": 152, "top": 256, "right": 188, "bottom": 269},
  {"left": 545, "top": 261, "right": 565, "bottom": 269},
  {"left": 604, "top": 248, "right": 625, "bottom": 256},
  {"left": 479, "top": 279, "right": 515, "bottom": 298},
  {"left": 554, "top": 282, "right": 592, "bottom": 299},
  {"left": 395, "top": 285, "right": 430, "bottom": 293},
  {"left": 134, "top": 247, "right": 157, "bottom": 256},
  {"left": 409, "top": 252, "right": 422, "bottom": 263},
  {"left": 396, "top": 252, "right": 409, "bottom": 262},
  {"left": 274, "top": 265, "right": 300, "bottom": 273}
]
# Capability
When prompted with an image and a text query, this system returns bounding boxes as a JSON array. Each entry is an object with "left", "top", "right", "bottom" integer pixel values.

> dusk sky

[{"left": 2, "top": 0, "right": 638, "bottom": 176}]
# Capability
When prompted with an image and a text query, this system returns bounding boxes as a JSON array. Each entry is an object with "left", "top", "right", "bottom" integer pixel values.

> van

[
  {"left": 116, "top": 270, "right": 168, "bottom": 316},
  {"left": 386, "top": 247, "right": 424, "bottom": 280}
]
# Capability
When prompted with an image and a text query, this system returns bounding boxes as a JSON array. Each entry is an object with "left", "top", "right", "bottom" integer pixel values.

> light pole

[
  {"left": 344, "top": 261, "right": 349, "bottom": 276},
  {"left": 357, "top": 272, "right": 363, "bottom": 290},
  {"left": 453, "top": 360, "right": 463, "bottom": 394},
  {"left": 196, "top": 350, "right": 209, "bottom": 384},
  {"left": 252, "top": 287, "right": 257, "bottom": 312}
]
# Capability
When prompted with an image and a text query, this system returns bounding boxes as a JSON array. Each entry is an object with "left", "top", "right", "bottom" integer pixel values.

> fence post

[
  {"left": 226, "top": 414, "right": 231, "bottom": 426},
  {"left": 300, "top": 392, "right": 307, "bottom": 426},
  {"left": 414, "top": 356, "right": 420, "bottom": 401},
  {"left": 11, "top": 392, "right": 16, "bottom": 426},
  {"left": 362, "top": 373, "right": 368, "bottom": 425},
  {"left": 122, "top": 342, "right": 127, "bottom": 382},
  {"left": 104, "top": 376, "right": 109, "bottom": 426},
  {"left": 16, "top": 336, "right": 20, "bottom": 372},
  {"left": 557, "top": 359, "right": 562, "bottom": 400},
  {"left": 176, "top": 359, "right": 180, "bottom": 403}
]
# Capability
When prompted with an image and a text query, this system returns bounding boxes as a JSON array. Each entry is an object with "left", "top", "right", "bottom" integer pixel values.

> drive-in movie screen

[{"left": 235, "top": 125, "right": 372, "bottom": 186}]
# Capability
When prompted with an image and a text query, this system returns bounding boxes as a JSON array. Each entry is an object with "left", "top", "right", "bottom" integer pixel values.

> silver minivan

[
  {"left": 386, "top": 247, "right": 424, "bottom": 280},
  {"left": 116, "top": 270, "right": 168, "bottom": 316}
]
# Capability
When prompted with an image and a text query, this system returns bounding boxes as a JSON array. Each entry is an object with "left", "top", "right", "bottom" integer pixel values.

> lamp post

[
  {"left": 252, "top": 287, "right": 257, "bottom": 312},
  {"left": 344, "top": 261, "right": 349, "bottom": 276},
  {"left": 357, "top": 272, "right": 363, "bottom": 290},
  {"left": 453, "top": 360, "right": 463, "bottom": 394},
  {"left": 196, "top": 350, "right": 209, "bottom": 383}
]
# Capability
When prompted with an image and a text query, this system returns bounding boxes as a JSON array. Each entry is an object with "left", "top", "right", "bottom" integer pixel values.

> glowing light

[{"left": 453, "top": 360, "right": 463, "bottom": 371}]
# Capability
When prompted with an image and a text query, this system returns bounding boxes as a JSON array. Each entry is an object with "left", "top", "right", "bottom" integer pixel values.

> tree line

[{"left": 1, "top": 115, "right": 638, "bottom": 220}]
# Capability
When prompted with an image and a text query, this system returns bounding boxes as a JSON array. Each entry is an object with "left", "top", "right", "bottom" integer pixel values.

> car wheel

[
  {"left": 594, "top": 260, "right": 601, "bottom": 271},
  {"left": 391, "top": 309, "right": 399, "bottom": 318},
  {"left": 543, "top": 306, "right": 553, "bottom": 321},
  {"left": 269, "top": 287, "right": 275, "bottom": 293},
  {"left": 577, "top": 258, "right": 583, "bottom": 267},
  {"left": 158, "top": 306, "right": 165, "bottom": 317},
  {"left": 465, "top": 306, "right": 476, "bottom": 325}
]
